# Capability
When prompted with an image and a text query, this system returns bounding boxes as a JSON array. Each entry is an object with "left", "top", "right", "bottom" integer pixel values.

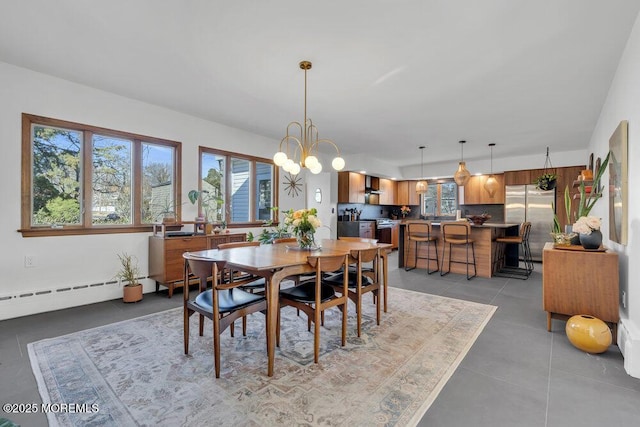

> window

[
  {"left": 422, "top": 180, "right": 457, "bottom": 217},
  {"left": 199, "top": 147, "right": 277, "bottom": 226},
  {"left": 21, "top": 114, "right": 181, "bottom": 236}
]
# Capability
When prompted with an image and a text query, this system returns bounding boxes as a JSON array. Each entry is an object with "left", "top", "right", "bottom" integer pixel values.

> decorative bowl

[
  {"left": 466, "top": 214, "right": 491, "bottom": 225},
  {"left": 550, "top": 232, "right": 576, "bottom": 246}
]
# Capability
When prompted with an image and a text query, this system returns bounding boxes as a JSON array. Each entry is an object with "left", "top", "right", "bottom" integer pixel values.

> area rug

[{"left": 28, "top": 287, "right": 496, "bottom": 426}]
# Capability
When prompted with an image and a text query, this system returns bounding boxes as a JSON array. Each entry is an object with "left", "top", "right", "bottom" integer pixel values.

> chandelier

[
  {"left": 484, "top": 143, "right": 499, "bottom": 197},
  {"left": 453, "top": 140, "right": 471, "bottom": 186},
  {"left": 273, "top": 61, "right": 345, "bottom": 175},
  {"left": 415, "top": 146, "right": 428, "bottom": 194}
]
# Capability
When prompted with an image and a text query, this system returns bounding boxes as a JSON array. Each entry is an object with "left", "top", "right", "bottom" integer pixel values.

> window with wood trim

[
  {"left": 21, "top": 114, "right": 181, "bottom": 237},
  {"left": 422, "top": 180, "right": 458, "bottom": 217},
  {"left": 199, "top": 146, "right": 277, "bottom": 226}
]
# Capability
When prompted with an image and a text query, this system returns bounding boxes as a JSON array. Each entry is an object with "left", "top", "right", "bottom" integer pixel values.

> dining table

[{"left": 186, "top": 238, "right": 392, "bottom": 376}]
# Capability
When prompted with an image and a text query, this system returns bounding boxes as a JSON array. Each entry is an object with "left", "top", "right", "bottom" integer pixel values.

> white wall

[
  {"left": 304, "top": 172, "right": 335, "bottom": 240},
  {"left": 587, "top": 12, "right": 640, "bottom": 377},
  {"left": 0, "top": 61, "right": 299, "bottom": 319}
]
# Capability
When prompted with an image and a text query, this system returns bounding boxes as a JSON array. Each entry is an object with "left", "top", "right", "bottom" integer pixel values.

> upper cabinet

[
  {"left": 462, "top": 174, "right": 505, "bottom": 205},
  {"left": 378, "top": 178, "right": 397, "bottom": 205},
  {"left": 338, "top": 172, "right": 365, "bottom": 203},
  {"left": 397, "top": 181, "right": 421, "bottom": 206}
]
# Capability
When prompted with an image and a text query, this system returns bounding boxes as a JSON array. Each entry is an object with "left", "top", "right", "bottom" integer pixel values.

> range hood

[{"left": 365, "top": 175, "right": 383, "bottom": 194}]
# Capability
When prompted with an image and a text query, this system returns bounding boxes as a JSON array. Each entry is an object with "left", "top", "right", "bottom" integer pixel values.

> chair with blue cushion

[{"left": 183, "top": 253, "right": 267, "bottom": 378}]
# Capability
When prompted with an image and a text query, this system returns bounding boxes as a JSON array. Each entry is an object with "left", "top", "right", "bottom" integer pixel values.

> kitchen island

[{"left": 399, "top": 221, "right": 520, "bottom": 278}]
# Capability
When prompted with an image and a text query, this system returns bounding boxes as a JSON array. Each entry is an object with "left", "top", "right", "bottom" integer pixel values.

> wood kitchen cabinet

[
  {"left": 462, "top": 174, "right": 505, "bottom": 204},
  {"left": 378, "top": 178, "right": 397, "bottom": 205},
  {"left": 397, "top": 181, "right": 421, "bottom": 206},
  {"left": 338, "top": 172, "right": 365, "bottom": 203},
  {"left": 542, "top": 243, "right": 619, "bottom": 338},
  {"left": 149, "top": 227, "right": 246, "bottom": 297},
  {"left": 359, "top": 221, "right": 375, "bottom": 239},
  {"left": 504, "top": 170, "right": 531, "bottom": 186}
]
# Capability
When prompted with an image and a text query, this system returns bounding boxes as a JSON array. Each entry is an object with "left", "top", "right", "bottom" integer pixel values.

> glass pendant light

[
  {"left": 416, "top": 146, "right": 428, "bottom": 194},
  {"left": 484, "top": 143, "right": 499, "bottom": 197},
  {"left": 453, "top": 140, "right": 471, "bottom": 186}
]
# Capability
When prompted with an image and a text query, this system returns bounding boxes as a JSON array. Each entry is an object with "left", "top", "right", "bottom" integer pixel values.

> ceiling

[{"left": 2, "top": 1, "right": 639, "bottom": 172}]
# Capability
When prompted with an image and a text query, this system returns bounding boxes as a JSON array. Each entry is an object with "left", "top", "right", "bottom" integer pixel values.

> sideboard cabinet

[
  {"left": 149, "top": 225, "right": 246, "bottom": 297},
  {"left": 542, "top": 242, "right": 619, "bottom": 338}
]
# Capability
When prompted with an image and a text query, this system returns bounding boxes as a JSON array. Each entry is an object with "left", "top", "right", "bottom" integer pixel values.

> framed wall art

[{"left": 608, "top": 120, "right": 628, "bottom": 245}]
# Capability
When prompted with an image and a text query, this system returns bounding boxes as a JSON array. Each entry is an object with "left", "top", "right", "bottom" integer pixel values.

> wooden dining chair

[
  {"left": 217, "top": 241, "right": 265, "bottom": 293},
  {"left": 324, "top": 247, "right": 381, "bottom": 337},
  {"left": 272, "top": 237, "right": 297, "bottom": 244},
  {"left": 183, "top": 253, "right": 267, "bottom": 378},
  {"left": 278, "top": 254, "right": 349, "bottom": 363}
]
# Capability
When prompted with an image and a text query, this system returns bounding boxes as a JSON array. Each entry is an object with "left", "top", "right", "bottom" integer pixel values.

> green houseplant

[
  {"left": 116, "top": 252, "right": 143, "bottom": 303},
  {"left": 534, "top": 172, "right": 557, "bottom": 191}
]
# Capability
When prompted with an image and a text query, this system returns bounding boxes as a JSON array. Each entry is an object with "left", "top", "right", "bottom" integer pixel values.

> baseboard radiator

[{"left": 0, "top": 277, "right": 150, "bottom": 321}]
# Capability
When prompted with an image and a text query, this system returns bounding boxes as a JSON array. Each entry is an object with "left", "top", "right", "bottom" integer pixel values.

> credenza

[
  {"left": 542, "top": 242, "right": 619, "bottom": 339},
  {"left": 148, "top": 224, "right": 246, "bottom": 297}
]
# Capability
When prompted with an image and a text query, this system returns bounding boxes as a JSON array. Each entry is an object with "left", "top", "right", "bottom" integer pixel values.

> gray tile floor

[{"left": 1, "top": 252, "right": 639, "bottom": 426}]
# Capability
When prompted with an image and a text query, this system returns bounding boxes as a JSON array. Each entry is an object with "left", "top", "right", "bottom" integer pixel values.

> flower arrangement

[
  {"left": 572, "top": 216, "right": 601, "bottom": 235},
  {"left": 400, "top": 206, "right": 411, "bottom": 217},
  {"left": 283, "top": 208, "right": 321, "bottom": 248}
]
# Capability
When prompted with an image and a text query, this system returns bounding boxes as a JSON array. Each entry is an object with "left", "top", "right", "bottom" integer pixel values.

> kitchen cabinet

[
  {"left": 391, "top": 221, "right": 400, "bottom": 249},
  {"left": 338, "top": 172, "right": 365, "bottom": 203},
  {"left": 359, "top": 221, "right": 375, "bottom": 239},
  {"left": 462, "top": 174, "right": 505, "bottom": 205},
  {"left": 378, "top": 178, "right": 397, "bottom": 205},
  {"left": 504, "top": 170, "right": 531, "bottom": 186},
  {"left": 542, "top": 243, "right": 619, "bottom": 338},
  {"left": 397, "top": 181, "right": 421, "bottom": 206}
]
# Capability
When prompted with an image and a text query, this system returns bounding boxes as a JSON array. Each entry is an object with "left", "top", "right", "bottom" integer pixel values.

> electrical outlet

[
  {"left": 24, "top": 255, "right": 35, "bottom": 268},
  {"left": 622, "top": 291, "right": 627, "bottom": 308}
]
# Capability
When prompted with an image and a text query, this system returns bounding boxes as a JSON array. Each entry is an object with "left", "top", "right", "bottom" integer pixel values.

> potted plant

[
  {"left": 534, "top": 172, "right": 557, "bottom": 191},
  {"left": 116, "top": 252, "right": 143, "bottom": 303}
]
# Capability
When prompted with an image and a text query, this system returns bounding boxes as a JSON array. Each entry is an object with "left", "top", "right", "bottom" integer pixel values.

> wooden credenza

[
  {"left": 149, "top": 225, "right": 246, "bottom": 297},
  {"left": 542, "top": 242, "right": 619, "bottom": 338}
]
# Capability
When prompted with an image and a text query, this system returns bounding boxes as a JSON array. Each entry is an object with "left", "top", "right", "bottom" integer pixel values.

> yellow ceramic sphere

[{"left": 565, "top": 315, "right": 612, "bottom": 354}]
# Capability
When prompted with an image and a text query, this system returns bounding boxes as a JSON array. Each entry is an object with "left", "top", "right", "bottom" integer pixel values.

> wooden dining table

[{"left": 186, "top": 238, "right": 391, "bottom": 376}]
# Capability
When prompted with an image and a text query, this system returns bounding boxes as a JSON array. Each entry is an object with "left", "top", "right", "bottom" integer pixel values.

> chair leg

[
  {"left": 242, "top": 316, "right": 247, "bottom": 336},
  {"left": 213, "top": 317, "right": 221, "bottom": 378},
  {"left": 341, "top": 302, "right": 347, "bottom": 347},
  {"left": 356, "top": 289, "right": 362, "bottom": 337},
  {"left": 199, "top": 314, "right": 204, "bottom": 336},
  {"left": 184, "top": 310, "right": 190, "bottom": 354},
  {"left": 314, "top": 304, "right": 321, "bottom": 363}
]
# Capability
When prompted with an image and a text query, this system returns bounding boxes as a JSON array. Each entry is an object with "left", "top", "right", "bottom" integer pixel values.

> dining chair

[
  {"left": 324, "top": 247, "right": 381, "bottom": 337},
  {"left": 183, "top": 253, "right": 267, "bottom": 378},
  {"left": 217, "top": 241, "right": 265, "bottom": 294},
  {"left": 278, "top": 254, "right": 349, "bottom": 363},
  {"left": 440, "top": 221, "right": 477, "bottom": 280}
]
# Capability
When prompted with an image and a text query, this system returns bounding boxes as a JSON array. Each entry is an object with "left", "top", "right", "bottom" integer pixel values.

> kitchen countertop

[{"left": 400, "top": 220, "right": 519, "bottom": 229}]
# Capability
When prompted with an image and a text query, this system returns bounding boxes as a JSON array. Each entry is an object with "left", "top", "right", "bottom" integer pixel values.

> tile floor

[{"left": 1, "top": 252, "right": 639, "bottom": 426}]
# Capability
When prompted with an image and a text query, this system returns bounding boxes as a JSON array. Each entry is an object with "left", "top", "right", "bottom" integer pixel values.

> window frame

[
  {"left": 198, "top": 146, "right": 278, "bottom": 228},
  {"left": 20, "top": 113, "right": 182, "bottom": 237},
  {"left": 421, "top": 179, "right": 458, "bottom": 218}
]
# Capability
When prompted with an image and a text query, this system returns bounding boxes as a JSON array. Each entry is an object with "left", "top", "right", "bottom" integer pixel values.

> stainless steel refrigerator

[{"left": 504, "top": 185, "right": 556, "bottom": 262}]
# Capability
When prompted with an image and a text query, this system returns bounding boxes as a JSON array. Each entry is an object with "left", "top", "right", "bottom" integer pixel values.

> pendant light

[
  {"left": 453, "top": 140, "right": 471, "bottom": 186},
  {"left": 484, "top": 143, "right": 499, "bottom": 197},
  {"left": 415, "top": 146, "right": 428, "bottom": 194}
]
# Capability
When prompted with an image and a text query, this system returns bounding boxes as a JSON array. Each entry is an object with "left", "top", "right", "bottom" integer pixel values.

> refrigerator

[{"left": 504, "top": 185, "right": 556, "bottom": 262}]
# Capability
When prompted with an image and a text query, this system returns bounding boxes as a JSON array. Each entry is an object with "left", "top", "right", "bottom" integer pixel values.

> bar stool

[
  {"left": 404, "top": 221, "right": 439, "bottom": 274},
  {"left": 494, "top": 222, "right": 533, "bottom": 279},
  {"left": 440, "top": 221, "right": 476, "bottom": 280}
]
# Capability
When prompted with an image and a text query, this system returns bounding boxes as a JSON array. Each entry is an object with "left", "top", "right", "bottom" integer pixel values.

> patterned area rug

[{"left": 29, "top": 287, "right": 495, "bottom": 426}]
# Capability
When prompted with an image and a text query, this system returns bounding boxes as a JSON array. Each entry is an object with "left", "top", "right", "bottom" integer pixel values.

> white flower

[{"left": 572, "top": 216, "right": 601, "bottom": 235}]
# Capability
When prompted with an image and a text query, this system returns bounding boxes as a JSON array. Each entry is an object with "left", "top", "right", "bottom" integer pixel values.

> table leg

[{"left": 547, "top": 312, "right": 552, "bottom": 331}]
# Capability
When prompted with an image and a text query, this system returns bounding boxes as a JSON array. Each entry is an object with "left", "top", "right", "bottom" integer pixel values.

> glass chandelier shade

[
  {"left": 273, "top": 61, "right": 345, "bottom": 175},
  {"left": 453, "top": 140, "right": 471, "bottom": 186},
  {"left": 416, "top": 146, "right": 428, "bottom": 194},
  {"left": 484, "top": 143, "right": 498, "bottom": 197}
]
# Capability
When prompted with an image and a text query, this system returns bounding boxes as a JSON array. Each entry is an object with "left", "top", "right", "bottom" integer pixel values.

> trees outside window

[
  {"left": 422, "top": 180, "right": 457, "bottom": 217},
  {"left": 21, "top": 114, "right": 181, "bottom": 237},
  {"left": 199, "top": 147, "right": 277, "bottom": 226}
]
